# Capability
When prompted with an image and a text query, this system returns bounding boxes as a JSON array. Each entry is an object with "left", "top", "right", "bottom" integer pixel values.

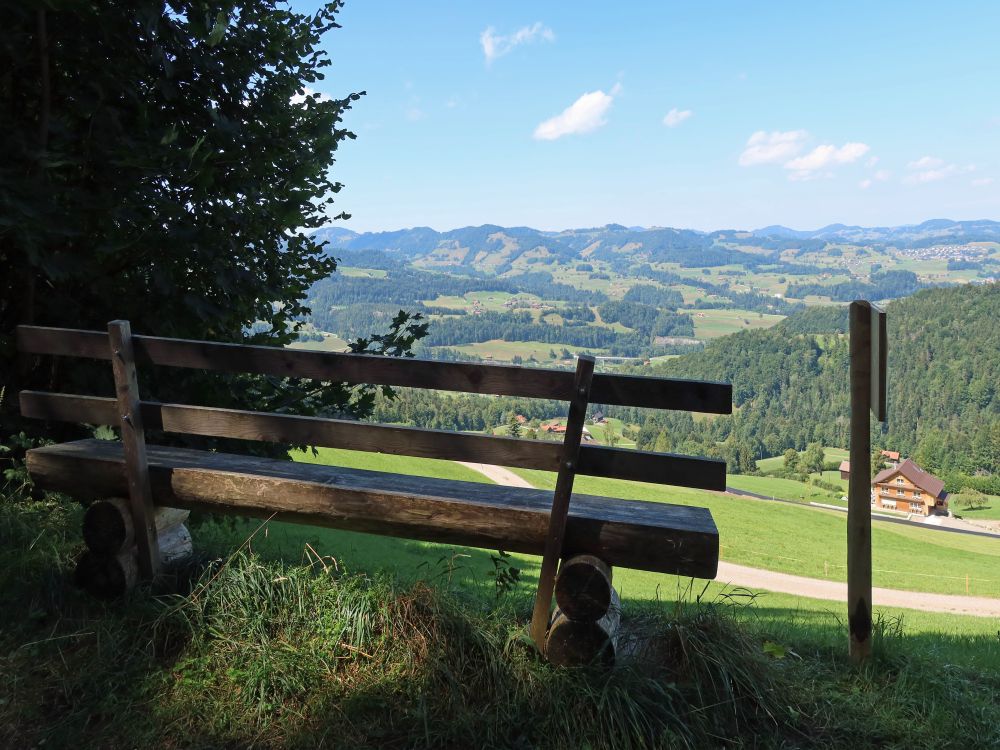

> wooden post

[
  {"left": 108, "top": 320, "right": 161, "bottom": 580},
  {"left": 848, "top": 301, "right": 886, "bottom": 664},
  {"left": 530, "top": 355, "right": 595, "bottom": 650}
]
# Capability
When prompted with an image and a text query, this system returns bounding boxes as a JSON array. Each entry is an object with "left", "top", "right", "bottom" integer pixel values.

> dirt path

[
  {"left": 460, "top": 461, "right": 1000, "bottom": 618},
  {"left": 457, "top": 462, "right": 535, "bottom": 488},
  {"left": 715, "top": 561, "right": 1000, "bottom": 617}
]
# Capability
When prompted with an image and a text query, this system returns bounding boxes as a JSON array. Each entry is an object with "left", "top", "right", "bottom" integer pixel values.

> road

[
  {"left": 727, "top": 486, "right": 1000, "bottom": 539},
  {"left": 460, "top": 461, "right": 1000, "bottom": 618}
]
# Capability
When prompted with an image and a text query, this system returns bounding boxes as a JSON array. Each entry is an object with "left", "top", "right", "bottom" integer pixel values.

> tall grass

[{"left": 2, "top": 493, "right": 999, "bottom": 748}]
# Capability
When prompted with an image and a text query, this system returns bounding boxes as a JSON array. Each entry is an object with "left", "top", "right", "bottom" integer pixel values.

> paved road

[{"left": 460, "top": 462, "right": 1000, "bottom": 617}]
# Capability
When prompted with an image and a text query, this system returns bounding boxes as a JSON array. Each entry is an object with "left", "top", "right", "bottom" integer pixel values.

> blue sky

[{"left": 295, "top": 1, "right": 1000, "bottom": 232}]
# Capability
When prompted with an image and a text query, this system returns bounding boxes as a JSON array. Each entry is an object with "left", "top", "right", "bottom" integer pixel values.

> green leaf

[{"left": 208, "top": 12, "right": 227, "bottom": 47}]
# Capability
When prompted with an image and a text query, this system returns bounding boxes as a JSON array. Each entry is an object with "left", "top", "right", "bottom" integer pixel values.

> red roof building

[{"left": 871, "top": 459, "right": 948, "bottom": 516}]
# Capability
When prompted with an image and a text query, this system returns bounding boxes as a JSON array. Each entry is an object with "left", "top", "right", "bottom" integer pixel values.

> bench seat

[{"left": 27, "top": 439, "right": 719, "bottom": 578}]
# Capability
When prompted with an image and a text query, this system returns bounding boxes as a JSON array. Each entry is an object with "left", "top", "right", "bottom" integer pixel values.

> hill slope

[{"left": 635, "top": 283, "right": 999, "bottom": 478}]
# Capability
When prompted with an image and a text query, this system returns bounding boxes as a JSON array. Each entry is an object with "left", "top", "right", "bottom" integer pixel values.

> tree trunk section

[
  {"left": 545, "top": 588, "right": 621, "bottom": 667},
  {"left": 82, "top": 497, "right": 189, "bottom": 554},
  {"left": 74, "top": 548, "right": 138, "bottom": 600},
  {"left": 555, "top": 554, "right": 613, "bottom": 622}
]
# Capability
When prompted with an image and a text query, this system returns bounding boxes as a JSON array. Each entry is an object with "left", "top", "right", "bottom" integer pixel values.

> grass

[
  {"left": 756, "top": 446, "right": 848, "bottom": 473},
  {"left": 691, "top": 308, "right": 786, "bottom": 338},
  {"left": 509, "top": 467, "right": 1000, "bottom": 598},
  {"left": 726, "top": 474, "right": 844, "bottom": 504},
  {"left": 430, "top": 339, "right": 607, "bottom": 362},
  {"left": 286, "top": 334, "right": 349, "bottom": 352},
  {"left": 2, "top": 492, "right": 1000, "bottom": 749}
]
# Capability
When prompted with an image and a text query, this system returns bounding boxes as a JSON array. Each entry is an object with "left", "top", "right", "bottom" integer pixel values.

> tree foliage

[{"left": 1, "top": 1, "right": 424, "bottom": 449}]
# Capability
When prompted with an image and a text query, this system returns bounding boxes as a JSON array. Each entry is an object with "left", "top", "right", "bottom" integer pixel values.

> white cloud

[
  {"left": 738, "top": 130, "right": 808, "bottom": 166},
  {"left": 662, "top": 108, "right": 692, "bottom": 127},
  {"left": 866, "top": 156, "right": 880, "bottom": 168},
  {"left": 859, "top": 170, "right": 890, "bottom": 190},
  {"left": 290, "top": 86, "right": 332, "bottom": 105},
  {"left": 907, "top": 155, "right": 945, "bottom": 170},
  {"left": 533, "top": 87, "right": 619, "bottom": 141},
  {"left": 784, "top": 142, "right": 870, "bottom": 172},
  {"left": 480, "top": 22, "right": 553, "bottom": 65},
  {"left": 972, "top": 177, "right": 995, "bottom": 187},
  {"left": 903, "top": 158, "right": 976, "bottom": 185}
]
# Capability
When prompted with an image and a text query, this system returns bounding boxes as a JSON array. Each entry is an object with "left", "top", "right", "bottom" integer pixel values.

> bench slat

[
  {"left": 19, "top": 391, "right": 727, "bottom": 490},
  {"left": 16, "top": 325, "right": 732, "bottom": 413},
  {"left": 25, "top": 440, "right": 719, "bottom": 578}
]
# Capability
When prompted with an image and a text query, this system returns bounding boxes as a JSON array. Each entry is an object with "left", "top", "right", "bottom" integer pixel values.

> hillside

[{"left": 634, "top": 284, "right": 999, "bottom": 482}]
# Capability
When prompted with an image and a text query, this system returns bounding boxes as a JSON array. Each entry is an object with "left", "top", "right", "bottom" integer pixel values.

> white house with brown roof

[{"left": 870, "top": 459, "right": 948, "bottom": 516}]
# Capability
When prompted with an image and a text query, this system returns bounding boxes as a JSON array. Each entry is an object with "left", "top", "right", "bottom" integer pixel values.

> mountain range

[{"left": 310, "top": 219, "right": 1000, "bottom": 269}]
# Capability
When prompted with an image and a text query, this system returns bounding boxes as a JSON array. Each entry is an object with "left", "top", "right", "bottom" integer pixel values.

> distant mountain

[
  {"left": 308, "top": 218, "right": 1000, "bottom": 270},
  {"left": 750, "top": 218, "right": 1000, "bottom": 246}
]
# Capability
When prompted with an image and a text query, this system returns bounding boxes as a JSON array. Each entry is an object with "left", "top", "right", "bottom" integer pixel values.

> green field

[
  {"left": 337, "top": 265, "right": 388, "bottom": 278},
  {"left": 286, "top": 333, "right": 349, "bottom": 352},
  {"left": 173, "top": 447, "right": 1000, "bottom": 671},
  {"left": 756, "top": 446, "right": 848, "bottom": 473},
  {"left": 260, "top": 449, "right": 1000, "bottom": 602},
  {"left": 691, "top": 308, "right": 786, "bottom": 338},
  {"left": 509, "top": 467, "right": 1000, "bottom": 598},
  {"left": 431, "top": 338, "right": 605, "bottom": 362},
  {"left": 726, "top": 473, "right": 844, "bottom": 504}
]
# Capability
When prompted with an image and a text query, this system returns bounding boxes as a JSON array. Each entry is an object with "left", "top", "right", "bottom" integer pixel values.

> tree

[
  {"left": 506, "top": 413, "right": 522, "bottom": 439},
  {"left": 653, "top": 431, "right": 673, "bottom": 454},
  {"left": 783, "top": 448, "right": 800, "bottom": 472},
  {"left": 802, "top": 442, "right": 825, "bottom": 474},
  {"left": 605, "top": 427, "right": 620, "bottom": 449},
  {"left": 870, "top": 446, "right": 885, "bottom": 477},
  {"left": 1, "top": 1, "right": 424, "bottom": 447}
]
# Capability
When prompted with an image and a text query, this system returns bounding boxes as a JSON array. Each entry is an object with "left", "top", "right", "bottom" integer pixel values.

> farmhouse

[{"left": 870, "top": 459, "right": 948, "bottom": 516}]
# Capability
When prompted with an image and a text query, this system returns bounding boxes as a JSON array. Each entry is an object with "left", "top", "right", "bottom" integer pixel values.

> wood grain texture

[
  {"left": 18, "top": 392, "right": 728, "bottom": 490},
  {"left": 554, "top": 554, "right": 613, "bottom": 622},
  {"left": 848, "top": 301, "right": 874, "bottom": 664},
  {"left": 531, "top": 355, "right": 595, "bottom": 647},
  {"left": 108, "top": 321, "right": 161, "bottom": 579},
  {"left": 82, "top": 497, "right": 189, "bottom": 554},
  {"left": 15, "top": 325, "right": 732, "bottom": 413},
  {"left": 26, "top": 440, "right": 720, "bottom": 578},
  {"left": 546, "top": 588, "right": 621, "bottom": 668}
]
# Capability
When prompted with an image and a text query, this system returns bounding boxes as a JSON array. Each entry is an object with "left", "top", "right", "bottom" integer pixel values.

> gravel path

[
  {"left": 460, "top": 461, "right": 1000, "bottom": 618},
  {"left": 457, "top": 462, "right": 535, "bottom": 488}
]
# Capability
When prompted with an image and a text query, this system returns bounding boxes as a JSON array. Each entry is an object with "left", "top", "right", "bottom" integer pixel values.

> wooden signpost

[{"left": 848, "top": 301, "right": 887, "bottom": 664}]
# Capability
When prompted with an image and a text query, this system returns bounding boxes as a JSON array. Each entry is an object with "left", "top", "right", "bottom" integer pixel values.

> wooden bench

[{"left": 16, "top": 321, "right": 731, "bottom": 665}]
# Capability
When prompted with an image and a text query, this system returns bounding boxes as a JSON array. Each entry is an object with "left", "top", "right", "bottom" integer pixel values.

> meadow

[{"left": 237, "top": 449, "right": 1000, "bottom": 606}]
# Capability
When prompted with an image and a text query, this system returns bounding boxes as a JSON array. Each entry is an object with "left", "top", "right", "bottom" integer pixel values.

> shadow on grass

[{"left": 3, "top": 496, "right": 1000, "bottom": 748}]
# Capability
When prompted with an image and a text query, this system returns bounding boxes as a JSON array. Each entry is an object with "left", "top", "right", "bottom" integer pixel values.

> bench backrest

[{"left": 17, "top": 323, "right": 732, "bottom": 490}]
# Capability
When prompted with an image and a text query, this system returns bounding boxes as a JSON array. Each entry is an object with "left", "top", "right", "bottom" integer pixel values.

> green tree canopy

[{"left": 1, "top": 1, "right": 423, "bottom": 445}]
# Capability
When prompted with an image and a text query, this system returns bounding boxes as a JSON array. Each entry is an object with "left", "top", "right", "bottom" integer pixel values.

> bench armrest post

[
  {"left": 108, "top": 320, "right": 161, "bottom": 579},
  {"left": 530, "top": 355, "right": 595, "bottom": 650}
]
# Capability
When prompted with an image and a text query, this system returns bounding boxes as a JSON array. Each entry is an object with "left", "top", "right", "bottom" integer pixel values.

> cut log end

[
  {"left": 82, "top": 498, "right": 131, "bottom": 554},
  {"left": 555, "top": 554, "right": 613, "bottom": 622},
  {"left": 546, "top": 586, "right": 621, "bottom": 668},
  {"left": 82, "top": 498, "right": 190, "bottom": 554},
  {"left": 74, "top": 549, "right": 138, "bottom": 600},
  {"left": 545, "top": 615, "right": 617, "bottom": 668}
]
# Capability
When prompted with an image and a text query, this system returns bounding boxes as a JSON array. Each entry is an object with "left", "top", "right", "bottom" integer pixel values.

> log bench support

[
  {"left": 546, "top": 554, "right": 621, "bottom": 666},
  {"left": 76, "top": 498, "right": 192, "bottom": 598}
]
